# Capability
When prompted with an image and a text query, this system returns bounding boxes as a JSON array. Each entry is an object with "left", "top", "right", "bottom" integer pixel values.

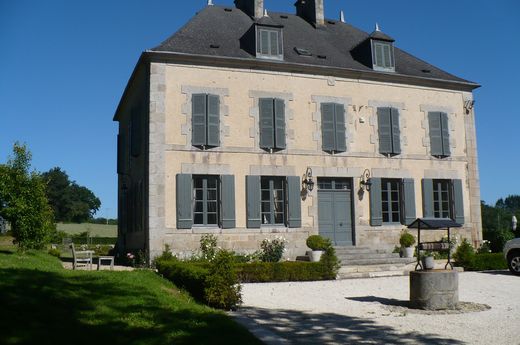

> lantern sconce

[
  {"left": 464, "top": 100, "right": 475, "bottom": 114},
  {"left": 359, "top": 169, "right": 372, "bottom": 192},
  {"left": 302, "top": 167, "right": 315, "bottom": 193}
]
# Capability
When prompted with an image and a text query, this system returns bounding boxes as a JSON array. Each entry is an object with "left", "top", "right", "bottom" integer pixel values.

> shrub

[
  {"left": 477, "top": 240, "right": 492, "bottom": 254},
  {"left": 306, "top": 235, "right": 328, "bottom": 251},
  {"left": 483, "top": 228, "right": 514, "bottom": 253},
  {"left": 156, "top": 258, "right": 209, "bottom": 302},
  {"left": 399, "top": 230, "right": 416, "bottom": 247},
  {"left": 235, "top": 261, "right": 332, "bottom": 283},
  {"left": 48, "top": 248, "right": 61, "bottom": 258},
  {"left": 468, "top": 253, "right": 507, "bottom": 271},
  {"left": 260, "top": 237, "right": 287, "bottom": 262},
  {"left": 204, "top": 250, "right": 242, "bottom": 310},
  {"left": 320, "top": 241, "right": 341, "bottom": 279},
  {"left": 453, "top": 239, "right": 475, "bottom": 268},
  {"left": 200, "top": 234, "right": 218, "bottom": 261}
]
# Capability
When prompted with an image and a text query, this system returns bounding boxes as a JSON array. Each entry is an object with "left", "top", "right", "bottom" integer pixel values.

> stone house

[{"left": 114, "top": 0, "right": 482, "bottom": 259}]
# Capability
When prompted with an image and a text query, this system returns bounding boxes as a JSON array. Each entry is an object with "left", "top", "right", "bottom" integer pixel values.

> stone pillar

[
  {"left": 235, "top": 0, "right": 264, "bottom": 19},
  {"left": 295, "top": 0, "right": 325, "bottom": 27},
  {"left": 410, "top": 270, "right": 459, "bottom": 310}
]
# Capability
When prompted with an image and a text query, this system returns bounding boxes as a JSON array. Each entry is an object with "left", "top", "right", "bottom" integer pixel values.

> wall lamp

[
  {"left": 360, "top": 169, "right": 372, "bottom": 192},
  {"left": 464, "top": 100, "right": 475, "bottom": 114},
  {"left": 302, "top": 167, "right": 315, "bottom": 192}
]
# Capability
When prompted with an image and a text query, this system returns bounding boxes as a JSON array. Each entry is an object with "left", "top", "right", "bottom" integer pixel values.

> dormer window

[
  {"left": 256, "top": 25, "right": 283, "bottom": 60},
  {"left": 369, "top": 25, "right": 395, "bottom": 72},
  {"left": 372, "top": 40, "right": 394, "bottom": 72}
]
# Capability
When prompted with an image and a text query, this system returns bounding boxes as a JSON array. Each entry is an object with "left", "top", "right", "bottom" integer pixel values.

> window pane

[
  {"left": 383, "top": 44, "right": 391, "bottom": 68},
  {"left": 195, "top": 202, "right": 203, "bottom": 213},
  {"left": 261, "top": 177, "right": 270, "bottom": 189},
  {"left": 208, "top": 202, "right": 217, "bottom": 213},
  {"left": 194, "top": 178, "right": 203, "bottom": 188},
  {"left": 273, "top": 178, "right": 283, "bottom": 189},
  {"left": 195, "top": 190, "right": 203, "bottom": 201},
  {"left": 382, "top": 201, "right": 389, "bottom": 212},
  {"left": 375, "top": 43, "right": 383, "bottom": 66},
  {"left": 270, "top": 31, "right": 278, "bottom": 56},
  {"left": 261, "top": 30, "right": 269, "bottom": 55},
  {"left": 274, "top": 190, "right": 284, "bottom": 202},
  {"left": 318, "top": 180, "right": 332, "bottom": 190},
  {"left": 207, "top": 190, "right": 217, "bottom": 201},
  {"left": 392, "top": 212, "right": 400, "bottom": 222},
  {"left": 262, "top": 213, "right": 271, "bottom": 224},
  {"left": 207, "top": 214, "right": 217, "bottom": 225},
  {"left": 207, "top": 178, "right": 217, "bottom": 188},
  {"left": 274, "top": 213, "right": 284, "bottom": 224},
  {"left": 274, "top": 202, "right": 284, "bottom": 213},
  {"left": 383, "top": 213, "right": 389, "bottom": 223},
  {"left": 262, "top": 191, "right": 270, "bottom": 202},
  {"left": 262, "top": 202, "right": 270, "bottom": 213},
  {"left": 194, "top": 213, "right": 203, "bottom": 224}
]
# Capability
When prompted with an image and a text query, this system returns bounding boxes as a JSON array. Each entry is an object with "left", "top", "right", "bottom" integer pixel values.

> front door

[{"left": 318, "top": 178, "right": 353, "bottom": 246}]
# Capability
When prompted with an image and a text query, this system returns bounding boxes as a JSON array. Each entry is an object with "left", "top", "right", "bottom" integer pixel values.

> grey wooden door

[{"left": 318, "top": 178, "right": 353, "bottom": 246}]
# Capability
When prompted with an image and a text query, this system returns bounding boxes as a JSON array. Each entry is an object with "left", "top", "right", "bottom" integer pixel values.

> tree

[
  {"left": 0, "top": 143, "right": 55, "bottom": 249},
  {"left": 42, "top": 167, "right": 101, "bottom": 223}
]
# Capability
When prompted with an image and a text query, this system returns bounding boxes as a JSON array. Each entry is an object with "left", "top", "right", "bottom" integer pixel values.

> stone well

[{"left": 410, "top": 270, "right": 459, "bottom": 310}]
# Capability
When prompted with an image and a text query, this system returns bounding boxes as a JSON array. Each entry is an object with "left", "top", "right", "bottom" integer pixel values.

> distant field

[{"left": 57, "top": 223, "right": 117, "bottom": 238}]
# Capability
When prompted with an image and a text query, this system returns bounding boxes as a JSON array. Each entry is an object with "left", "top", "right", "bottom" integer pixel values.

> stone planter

[
  {"left": 308, "top": 250, "right": 324, "bottom": 262},
  {"left": 403, "top": 247, "right": 414, "bottom": 258},
  {"left": 421, "top": 256, "right": 435, "bottom": 270}
]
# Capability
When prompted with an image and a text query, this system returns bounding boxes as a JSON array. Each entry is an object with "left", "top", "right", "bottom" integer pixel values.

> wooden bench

[{"left": 70, "top": 243, "right": 94, "bottom": 270}]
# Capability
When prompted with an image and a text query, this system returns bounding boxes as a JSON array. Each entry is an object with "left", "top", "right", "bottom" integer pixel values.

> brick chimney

[
  {"left": 295, "top": 0, "right": 325, "bottom": 27},
  {"left": 235, "top": 0, "right": 264, "bottom": 19}
]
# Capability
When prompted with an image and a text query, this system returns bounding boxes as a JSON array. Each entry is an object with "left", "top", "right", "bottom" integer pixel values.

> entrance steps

[{"left": 335, "top": 246, "right": 416, "bottom": 279}]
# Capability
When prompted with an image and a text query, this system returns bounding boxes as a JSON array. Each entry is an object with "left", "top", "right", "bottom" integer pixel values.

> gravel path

[{"left": 233, "top": 271, "right": 520, "bottom": 345}]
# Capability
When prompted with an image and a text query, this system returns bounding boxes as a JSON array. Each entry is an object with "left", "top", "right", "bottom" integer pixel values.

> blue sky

[{"left": 1, "top": 0, "right": 519, "bottom": 218}]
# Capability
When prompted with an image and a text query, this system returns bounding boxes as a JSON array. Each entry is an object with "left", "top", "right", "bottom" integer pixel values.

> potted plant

[
  {"left": 306, "top": 235, "right": 328, "bottom": 262},
  {"left": 399, "top": 230, "right": 416, "bottom": 258},
  {"left": 421, "top": 251, "right": 435, "bottom": 270}
]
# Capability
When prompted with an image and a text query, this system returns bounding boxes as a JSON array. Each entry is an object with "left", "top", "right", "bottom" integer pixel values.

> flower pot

[
  {"left": 402, "top": 247, "right": 414, "bottom": 258},
  {"left": 308, "top": 250, "right": 324, "bottom": 262},
  {"left": 421, "top": 256, "right": 435, "bottom": 270}
]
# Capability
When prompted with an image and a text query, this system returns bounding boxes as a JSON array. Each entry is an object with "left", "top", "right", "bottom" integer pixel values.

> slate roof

[
  {"left": 407, "top": 218, "right": 463, "bottom": 229},
  {"left": 150, "top": 5, "right": 478, "bottom": 88}
]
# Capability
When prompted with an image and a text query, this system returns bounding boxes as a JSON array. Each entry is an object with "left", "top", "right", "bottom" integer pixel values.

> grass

[
  {"left": 0, "top": 243, "right": 261, "bottom": 345},
  {"left": 57, "top": 223, "right": 117, "bottom": 237}
]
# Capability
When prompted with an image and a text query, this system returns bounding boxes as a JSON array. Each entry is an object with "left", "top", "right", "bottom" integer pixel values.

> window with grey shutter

[
  {"left": 377, "top": 107, "right": 400, "bottom": 156},
  {"left": 321, "top": 103, "right": 347, "bottom": 153},
  {"left": 428, "top": 112, "right": 450, "bottom": 158},
  {"left": 286, "top": 176, "right": 301, "bottom": 228},
  {"left": 422, "top": 179, "right": 434, "bottom": 218},
  {"left": 259, "top": 98, "right": 285, "bottom": 151},
  {"left": 246, "top": 176, "right": 261, "bottom": 228},
  {"left": 220, "top": 175, "right": 236, "bottom": 229},
  {"left": 176, "top": 174, "right": 193, "bottom": 229},
  {"left": 256, "top": 26, "right": 283, "bottom": 60},
  {"left": 370, "top": 178, "right": 383, "bottom": 226},
  {"left": 371, "top": 41, "right": 395, "bottom": 72},
  {"left": 192, "top": 94, "right": 220, "bottom": 148}
]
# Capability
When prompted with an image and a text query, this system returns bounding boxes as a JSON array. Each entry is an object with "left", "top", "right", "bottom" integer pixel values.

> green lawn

[
  {"left": 0, "top": 244, "right": 261, "bottom": 345},
  {"left": 57, "top": 223, "right": 117, "bottom": 237}
]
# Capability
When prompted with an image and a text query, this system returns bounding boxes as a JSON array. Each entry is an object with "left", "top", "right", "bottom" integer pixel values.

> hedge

[
  {"left": 464, "top": 253, "right": 508, "bottom": 271},
  {"left": 235, "top": 261, "right": 334, "bottom": 283},
  {"left": 155, "top": 259, "right": 209, "bottom": 302}
]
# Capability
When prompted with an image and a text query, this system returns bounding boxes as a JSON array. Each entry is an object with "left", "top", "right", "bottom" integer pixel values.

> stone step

[
  {"left": 334, "top": 247, "right": 389, "bottom": 255},
  {"left": 339, "top": 257, "right": 416, "bottom": 266},
  {"left": 336, "top": 252, "right": 400, "bottom": 260}
]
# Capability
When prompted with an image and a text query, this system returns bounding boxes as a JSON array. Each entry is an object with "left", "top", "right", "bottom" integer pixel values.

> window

[
  {"left": 321, "top": 103, "right": 346, "bottom": 153},
  {"left": 176, "top": 174, "right": 235, "bottom": 229},
  {"left": 433, "top": 179, "right": 451, "bottom": 219},
  {"left": 256, "top": 26, "right": 283, "bottom": 60},
  {"left": 261, "top": 176, "right": 286, "bottom": 225},
  {"left": 377, "top": 107, "right": 401, "bottom": 156},
  {"left": 428, "top": 112, "right": 451, "bottom": 158},
  {"left": 372, "top": 40, "right": 395, "bottom": 72},
  {"left": 381, "top": 179, "right": 401, "bottom": 223},
  {"left": 192, "top": 94, "right": 220, "bottom": 148},
  {"left": 259, "top": 98, "right": 286, "bottom": 151},
  {"left": 193, "top": 176, "right": 219, "bottom": 226}
]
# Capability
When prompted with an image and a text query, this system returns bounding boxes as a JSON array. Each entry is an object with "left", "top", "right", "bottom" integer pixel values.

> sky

[{"left": 0, "top": 0, "right": 519, "bottom": 218}]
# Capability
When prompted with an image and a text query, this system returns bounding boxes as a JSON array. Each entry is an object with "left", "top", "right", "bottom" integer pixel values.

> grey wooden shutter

[
  {"left": 440, "top": 112, "right": 451, "bottom": 157},
  {"left": 428, "top": 112, "right": 443, "bottom": 156},
  {"left": 335, "top": 103, "right": 347, "bottom": 153},
  {"left": 192, "top": 94, "right": 207, "bottom": 146},
  {"left": 207, "top": 94, "right": 220, "bottom": 147},
  {"left": 286, "top": 176, "right": 302, "bottom": 228},
  {"left": 274, "top": 99, "right": 286, "bottom": 149},
  {"left": 220, "top": 175, "right": 235, "bottom": 229},
  {"left": 422, "top": 179, "right": 434, "bottom": 218},
  {"left": 402, "top": 178, "right": 416, "bottom": 225},
  {"left": 270, "top": 30, "right": 278, "bottom": 56},
  {"left": 321, "top": 103, "right": 335, "bottom": 152},
  {"left": 452, "top": 179, "right": 465, "bottom": 224},
  {"left": 391, "top": 108, "right": 401, "bottom": 155},
  {"left": 176, "top": 174, "right": 193, "bottom": 229},
  {"left": 377, "top": 108, "right": 392, "bottom": 154},
  {"left": 370, "top": 178, "right": 382, "bottom": 226},
  {"left": 246, "top": 176, "right": 261, "bottom": 228},
  {"left": 259, "top": 98, "right": 274, "bottom": 149}
]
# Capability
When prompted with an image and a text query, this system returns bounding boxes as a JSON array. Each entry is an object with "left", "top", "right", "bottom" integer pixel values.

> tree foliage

[
  {"left": 0, "top": 143, "right": 55, "bottom": 249},
  {"left": 481, "top": 200, "right": 517, "bottom": 253},
  {"left": 42, "top": 167, "right": 101, "bottom": 223}
]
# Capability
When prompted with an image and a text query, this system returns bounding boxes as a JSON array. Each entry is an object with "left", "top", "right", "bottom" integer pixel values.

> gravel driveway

[{"left": 232, "top": 271, "right": 519, "bottom": 345}]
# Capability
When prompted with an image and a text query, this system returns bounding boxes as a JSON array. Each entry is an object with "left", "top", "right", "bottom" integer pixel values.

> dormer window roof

[
  {"left": 370, "top": 25, "right": 395, "bottom": 72},
  {"left": 255, "top": 18, "right": 284, "bottom": 61}
]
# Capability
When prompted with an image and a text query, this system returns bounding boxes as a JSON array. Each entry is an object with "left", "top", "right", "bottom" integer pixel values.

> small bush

[
  {"left": 320, "top": 242, "right": 341, "bottom": 279},
  {"left": 453, "top": 239, "right": 475, "bottom": 268},
  {"left": 399, "top": 230, "right": 416, "bottom": 247},
  {"left": 306, "top": 235, "right": 328, "bottom": 251},
  {"left": 235, "top": 261, "right": 332, "bottom": 283},
  {"left": 200, "top": 234, "right": 218, "bottom": 261},
  {"left": 260, "top": 237, "right": 287, "bottom": 262},
  {"left": 48, "top": 248, "right": 61, "bottom": 258},
  {"left": 204, "top": 250, "right": 242, "bottom": 310},
  {"left": 156, "top": 259, "right": 209, "bottom": 302},
  {"left": 468, "top": 253, "right": 507, "bottom": 271}
]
